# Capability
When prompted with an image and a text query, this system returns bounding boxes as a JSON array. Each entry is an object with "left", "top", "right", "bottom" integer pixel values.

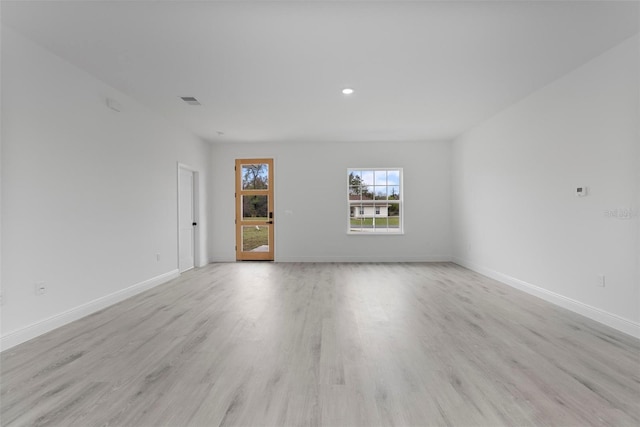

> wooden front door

[{"left": 235, "top": 159, "right": 274, "bottom": 261}]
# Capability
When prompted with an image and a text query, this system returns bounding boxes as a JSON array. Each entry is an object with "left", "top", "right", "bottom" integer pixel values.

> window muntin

[{"left": 348, "top": 168, "right": 402, "bottom": 234}]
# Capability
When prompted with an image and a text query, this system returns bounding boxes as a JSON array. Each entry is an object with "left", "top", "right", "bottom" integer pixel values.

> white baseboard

[
  {"left": 0, "top": 269, "right": 180, "bottom": 352},
  {"left": 210, "top": 254, "right": 453, "bottom": 263},
  {"left": 452, "top": 257, "right": 640, "bottom": 339},
  {"left": 275, "top": 255, "right": 453, "bottom": 263},
  {"left": 209, "top": 253, "right": 236, "bottom": 263}
]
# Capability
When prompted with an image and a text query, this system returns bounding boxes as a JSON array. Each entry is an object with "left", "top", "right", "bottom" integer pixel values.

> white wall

[
  {"left": 452, "top": 35, "right": 640, "bottom": 337},
  {"left": 1, "top": 28, "right": 211, "bottom": 349},
  {"left": 210, "top": 140, "right": 451, "bottom": 262}
]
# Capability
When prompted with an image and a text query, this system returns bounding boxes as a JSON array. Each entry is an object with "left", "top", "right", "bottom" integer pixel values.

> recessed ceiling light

[{"left": 342, "top": 88, "right": 354, "bottom": 95}]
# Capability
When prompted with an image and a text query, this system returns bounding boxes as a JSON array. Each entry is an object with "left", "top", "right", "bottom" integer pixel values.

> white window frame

[{"left": 347, "top": 168, "right": 404, "bottom": 235}]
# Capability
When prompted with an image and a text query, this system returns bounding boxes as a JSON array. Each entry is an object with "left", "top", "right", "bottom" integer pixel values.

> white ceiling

[{"left": 2, "top": 1, "right": 638, "bottom": 144}]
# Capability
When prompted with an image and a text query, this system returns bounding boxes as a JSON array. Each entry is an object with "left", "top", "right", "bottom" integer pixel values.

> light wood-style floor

[{"left": 1, "top": 262, "right": 639, "bottom": 426}]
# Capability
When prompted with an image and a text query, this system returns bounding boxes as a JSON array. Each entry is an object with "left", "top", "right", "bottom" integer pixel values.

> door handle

[{"left": 192, "top": 222, "right": 197, "bottom": 226}]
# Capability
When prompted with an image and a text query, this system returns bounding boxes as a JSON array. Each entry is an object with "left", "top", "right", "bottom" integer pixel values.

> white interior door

[{"left": 179, "top": 167, "right": 195, "bottom": 272}]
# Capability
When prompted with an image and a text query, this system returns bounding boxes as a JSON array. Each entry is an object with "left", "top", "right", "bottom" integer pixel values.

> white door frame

[{"left": 177, "top": 163, "right": 199, "bottom": 272}]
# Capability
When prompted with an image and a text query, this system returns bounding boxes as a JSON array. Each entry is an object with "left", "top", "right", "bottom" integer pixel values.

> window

[{"left": 348, "top": 168, "right": 402, "bottom": 234}]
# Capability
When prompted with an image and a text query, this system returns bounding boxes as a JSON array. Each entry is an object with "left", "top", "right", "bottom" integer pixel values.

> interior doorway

[
  {"left": 235, "top": 158, "right": 274, "bottom": 261},
  {"left": 178, "top": 164, "right": 198, "bottom": 272}
]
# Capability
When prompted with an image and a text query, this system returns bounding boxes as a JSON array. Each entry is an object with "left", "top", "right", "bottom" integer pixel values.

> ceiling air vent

[{"left": 180, "top": 96, "right": 201, "bottom": 106}]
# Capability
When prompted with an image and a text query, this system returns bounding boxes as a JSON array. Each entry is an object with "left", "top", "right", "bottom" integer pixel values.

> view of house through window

[{"left": 348, "top": 168, "right": 402, "bottom": 233}]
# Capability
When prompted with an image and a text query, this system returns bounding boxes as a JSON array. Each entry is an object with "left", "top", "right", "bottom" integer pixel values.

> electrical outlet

[
  {"left": 156, "top": 253, "right": 160, "bottom": 261},
  {"left": 596, "top": 275, "right": 605, "bottom": 287},
  {"left": 35, "top": 281, "right": 47, "bottom": 295}
]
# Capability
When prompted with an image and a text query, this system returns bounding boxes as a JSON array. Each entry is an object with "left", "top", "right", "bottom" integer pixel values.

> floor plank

[{"left": 1, "top": 262, "right": 639, "bottom": 426}]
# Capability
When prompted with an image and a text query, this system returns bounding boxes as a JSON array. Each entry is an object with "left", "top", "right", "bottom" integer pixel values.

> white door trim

[{"left": 177, "top": 163, "right": 199, "bottom": 272}]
